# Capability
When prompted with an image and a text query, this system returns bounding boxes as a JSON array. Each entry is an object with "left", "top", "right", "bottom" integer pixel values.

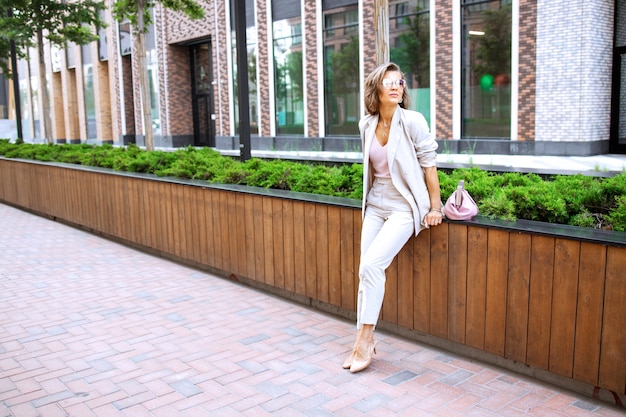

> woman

[{"left": 343, "top": 62, "right": 443, "bottom": 373}]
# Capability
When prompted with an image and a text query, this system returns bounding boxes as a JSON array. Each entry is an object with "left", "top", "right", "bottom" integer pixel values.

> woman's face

[{"left": 378, "top": 71, "right": 405, "bottom": 107}]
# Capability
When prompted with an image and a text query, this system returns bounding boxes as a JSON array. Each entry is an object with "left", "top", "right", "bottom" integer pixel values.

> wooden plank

[
  {"left": 202, "top": 188, "right": 215, "bottom": 268},
  {"left": 219, "top": 190, "right": 232, "bottom": 273},
  {"left": 210, "top": 189, "right": 224, "bottom": 271},
  {"left": 252, "top": 194, "right": 265, "bottom": 282},
  {"left": 413, "top": 229, "right": 431, "bottom": 333},
  {"left": 293, "top": 201, "right": 306, "bottom": 296},
  {"left": 397, "top": 236, "right": 414, "bottom": 329},
  {"left": 74, "top": 170, "right": 85, "bottom": 226},
  {"left": 263, "top": 196, "right": 275, "bottom": 286},
  {"left": 354, "top": 209, "right": 362, "bottom": 303},
  {"left": 465, "top": 226, "right": 488, "bottom": 349},
  {"left": 448, "top": 223, "right": 468, "bottom": 343},
  {"left": 315, "top": 204, "right": 329, "bottom": 303},
  {"left": 505, "top": 232, "right": 531, "bottom": 363},
  {"left": 82, "top": 172, "right": 97, "bottom": 230},
  {"left": 526, "top": 235, "right": 555, "bottom": 370},
  {"left": 45, "top": 166, "right": 55, "bottom": 217},
  {"left": 282, "top": 199, "right": 295, "bottom": 292},
  {"left": 170, "top": 181, "right": 185, "bottom": 257},
  {"left": 157, "top": 182, "right": 176, "bottom": 253},
  {"left": 243, "top": 194, "right": 256, "bottom": 280},
  {"left": 182, "top": 186, "right": 197, "bottom": 263},
  {"left": 108, "top": 175, "right": 124, "bottom": 237},
  {"left": 429, "top": 223, "right": 449, "bottom": 338},
  {"left": 549, "top": 239, "right": 580, "bottom": 378},
  {"left": 142, "top": 180, "right": 157, "bottom": 250},
  {"left": 272, "top": 198, "right": 285, "bottom": 289},
  {"left": 194, "top": 187, "right": 209, "bottom": 266},
  {"left": 598, "top": 246, "right": 626, "bottom": 394},
  {"left": 484, "top": 229, "right": 509, "bottom": 356},
  {"left": 340, "top": 208, "right": 356, "bottom": 310},
  {"left": 573, "top": 242, "right": 606, "bottom": 386},
  {"left": 231, "top": 192, "right": 246, "bottom": 276},
  {"left": 192, "top": 186, "right": 207, "bottom": 264},
  {"left": 182, "top": 185, "right": 197, "bottom": 262},
  {"left": 124, "top": 178, "right": 139, "bottom": 242},
  {"left": 304, "top": 202, "right": 317, "bottom": 298},
  {"left": 327, "top": 206, "right": 342, "bottom": 307},
  {"left": 228, "top": 191, "right": 242, "bottom": 275}
]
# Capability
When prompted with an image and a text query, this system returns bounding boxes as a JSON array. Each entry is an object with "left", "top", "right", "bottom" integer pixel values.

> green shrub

[{"left": 0, "top": 140, "right": 624, "bottom": 231}]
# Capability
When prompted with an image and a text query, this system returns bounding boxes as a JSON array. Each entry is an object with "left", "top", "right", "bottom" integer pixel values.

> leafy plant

[{"left": 0, "top": 140, "right": 624, "bottom": 231}]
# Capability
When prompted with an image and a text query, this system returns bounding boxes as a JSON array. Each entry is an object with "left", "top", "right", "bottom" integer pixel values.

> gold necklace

[{"left": 379, "top": 120, "right": 390, "bottom": 138}]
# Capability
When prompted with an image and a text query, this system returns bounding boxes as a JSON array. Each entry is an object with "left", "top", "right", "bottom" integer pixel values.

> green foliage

[
  {"left": 113, "top": 0, "right": 204, "bottom": 34},
  {"left": 0, "top": 0, "right": 105, "bottom": 76},
  {"left": 605, "top": 195, "right": 626, "bottom": 232},
  {"left": 0, "top": 140, "right": 624, "bottom": 231}
]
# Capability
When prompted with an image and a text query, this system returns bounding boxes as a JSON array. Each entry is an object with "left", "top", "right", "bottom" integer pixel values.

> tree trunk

[
  {"left": 37, "top": 29, "right": 53, "bottom": 143},
  {"left": 136, "top": 0, "right": 154, "bottom": 151},
  {"left": 374, "top": 0, "right": 389, "bottom": 65}
]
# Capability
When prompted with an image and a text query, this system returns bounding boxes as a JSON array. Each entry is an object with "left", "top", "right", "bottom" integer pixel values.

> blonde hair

[{"left": 364, "top": 62, "right": 410, "bottom": 115}]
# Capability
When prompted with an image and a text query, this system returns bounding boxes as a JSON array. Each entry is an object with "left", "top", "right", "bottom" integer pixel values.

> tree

[
  {"left": 0, "top": 0, "right": 106, "bottom": 143},
  {"left": 113, "top": 0, "right": 204, "bottom": 151}
]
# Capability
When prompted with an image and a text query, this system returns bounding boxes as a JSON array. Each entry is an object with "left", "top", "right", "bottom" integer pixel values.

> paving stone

[{"left": 0, "top": 203, "right": 622, "bottom": 417}]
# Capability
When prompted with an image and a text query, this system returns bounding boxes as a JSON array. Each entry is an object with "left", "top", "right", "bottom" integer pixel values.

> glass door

[{"left": 191, "top": 42, "right": 215, "bottom": 147}]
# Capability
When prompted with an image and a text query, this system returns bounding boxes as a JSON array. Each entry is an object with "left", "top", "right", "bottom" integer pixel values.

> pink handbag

[{"left": 444, "top": 180, "right": 478, "bottom": 220}]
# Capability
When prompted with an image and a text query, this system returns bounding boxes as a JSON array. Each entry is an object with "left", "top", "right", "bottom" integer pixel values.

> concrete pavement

[{"left": 0, "top": 203, "right": 624, "bottom": 417}]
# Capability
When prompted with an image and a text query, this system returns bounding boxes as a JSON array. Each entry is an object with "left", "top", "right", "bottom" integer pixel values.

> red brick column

[
  {"left": 256, "top": 0, "right": 271, "bottom": 137},
  {"left": 435, "top": 1, "right": 453, "bottom": 140},
  {"left": 517, "top": 0, "right": 537, "bottom": 141},
  {"left": 362, "top": 2, "right": 377, "bottom": 81},
  {"left": 304, "top": 0, "right": 319, "bottom": 137}
]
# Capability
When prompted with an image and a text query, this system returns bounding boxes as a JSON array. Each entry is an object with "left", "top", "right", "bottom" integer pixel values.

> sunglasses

[{"left": 381, "top": 79, "right": 406, "bottom": 88}]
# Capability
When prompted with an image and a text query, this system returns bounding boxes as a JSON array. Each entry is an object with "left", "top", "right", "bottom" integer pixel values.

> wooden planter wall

[{"left": 1, "top": 159, "right": 624, "bottom": 403}]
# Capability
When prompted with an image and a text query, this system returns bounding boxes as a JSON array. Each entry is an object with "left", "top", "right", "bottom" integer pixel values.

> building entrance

[{"left": 191, "top": 41, "right": 215, "bottom": 147}]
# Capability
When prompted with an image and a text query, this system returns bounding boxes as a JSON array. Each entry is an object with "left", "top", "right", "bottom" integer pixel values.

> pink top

[{"left": 369, "top": 136, "right": 391, "bottom": 178}]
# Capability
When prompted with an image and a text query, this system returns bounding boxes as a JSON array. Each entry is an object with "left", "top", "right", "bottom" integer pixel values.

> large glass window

[
  {"left": 461, "top": 0, "right": 512, "bottom": 139},
  {"left": 18, "top": 58, "right": 33, "bottom": 140},
  {"left": 81, "top": 43, "right": 97, "bottom": 140},
  {"left": 389, "top": 0, "right": 430, "bottom": 126},
  {"left": 273, "top": 0, "right": 303, "bottom": 135},
  {"left": 146, "top": 19, "right": 160, "bottom": 136},
  {"left": 230, "top": 0, "right": 258, "bottom": 135},
  {"left": 323, "top": 2, "right": 359, "bottom": 136}
]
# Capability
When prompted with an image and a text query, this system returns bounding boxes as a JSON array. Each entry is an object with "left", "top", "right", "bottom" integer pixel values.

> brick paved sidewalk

[{"left": 0, "top": 203, "right": 623, "bottom": 417}]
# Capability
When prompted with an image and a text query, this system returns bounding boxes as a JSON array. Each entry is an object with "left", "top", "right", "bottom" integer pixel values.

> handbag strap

[{"left": 455, "top": 180, "right": 465, "bottom": 206}]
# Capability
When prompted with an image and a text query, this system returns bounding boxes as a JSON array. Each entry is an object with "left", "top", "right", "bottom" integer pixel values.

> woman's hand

[{"left": 425, "top": 208, "right": 443, "bottom": 227}]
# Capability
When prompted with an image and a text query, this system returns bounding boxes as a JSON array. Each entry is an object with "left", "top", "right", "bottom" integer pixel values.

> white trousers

[{"left": 356, "top": 178, "right": 415, "bottom": 329}]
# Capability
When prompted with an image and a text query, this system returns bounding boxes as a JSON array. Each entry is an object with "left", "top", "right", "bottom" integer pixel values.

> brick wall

[
  {"left": 256, "top": 0, "right": 271, "bottom": 137},
  {"left": 304, "top": 0, "right": 319, "bottom": 137},
  {"left": 93, "top": 44, "right": 113, "bottom": 142},
  {"left": 517, "top": 0, "right": 537, "bottom": 142},
  {"left": 535, "top": 0, "right": 614, "bottom": 143},
  {"left": 435, "top": 1, "right": 453, "bottom": 140},
  {"left": 362, "top": 2, "right": 377, "bottom": 81}
]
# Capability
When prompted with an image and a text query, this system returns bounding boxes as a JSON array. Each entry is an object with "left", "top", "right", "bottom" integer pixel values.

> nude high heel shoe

[
  {"left": 342, "top": 350, "right": 356, "bottom": 369},
  {"left": 342, "top": 340, "right": 359, "bottom": 369},
  {"left": 349, "top": 339, "right": 377, "bottom": 373}
]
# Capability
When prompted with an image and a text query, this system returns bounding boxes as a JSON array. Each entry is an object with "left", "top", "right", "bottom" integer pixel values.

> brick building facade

[{"left": 7, "top": 0, "right": 626, "bottom": 156}]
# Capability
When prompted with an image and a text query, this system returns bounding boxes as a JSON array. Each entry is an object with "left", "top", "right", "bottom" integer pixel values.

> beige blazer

[{"left": 359, "top": 107, "right": 438, "bottom": 235}]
